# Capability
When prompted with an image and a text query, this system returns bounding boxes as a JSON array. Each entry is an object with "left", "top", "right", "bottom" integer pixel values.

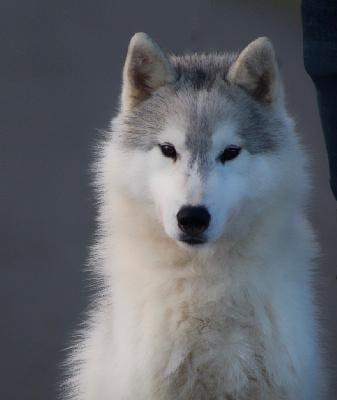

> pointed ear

[
  {"left": 227, "top": 37, "right": 283, "bottom": 107},
  {"left": 122, "top": 33, "right": 175, "bottom": 112}
]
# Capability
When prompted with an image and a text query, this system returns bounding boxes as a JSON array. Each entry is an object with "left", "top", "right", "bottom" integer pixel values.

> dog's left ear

[
  {"left": 227, "top": 37, "right": 283, "bottom": 108},
  {"left": 122, "top": 32, "right": 175, "bottom": 112}
]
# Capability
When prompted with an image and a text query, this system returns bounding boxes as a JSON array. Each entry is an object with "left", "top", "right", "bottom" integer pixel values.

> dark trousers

[{"left": 302, "top": 0, "right": 337, "bottom": 200}]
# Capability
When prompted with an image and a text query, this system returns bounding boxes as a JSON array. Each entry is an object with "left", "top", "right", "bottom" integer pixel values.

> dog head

[{"left": 106, "top": 33, "right": 304, "bottom": 247}]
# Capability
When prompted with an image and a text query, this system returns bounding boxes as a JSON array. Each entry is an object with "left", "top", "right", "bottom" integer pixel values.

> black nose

[{"left": 177, "top": 206, "right": 210, "bottom": 236}]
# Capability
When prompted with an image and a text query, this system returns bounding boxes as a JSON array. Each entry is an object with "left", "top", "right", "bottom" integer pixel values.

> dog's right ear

[{"left": 122, "top": 33, "right": 175, "bottom": 112}]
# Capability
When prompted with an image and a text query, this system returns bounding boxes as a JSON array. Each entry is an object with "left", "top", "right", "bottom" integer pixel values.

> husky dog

[{"left": 63, "top": 33, "right": 324, "bottom": 400}]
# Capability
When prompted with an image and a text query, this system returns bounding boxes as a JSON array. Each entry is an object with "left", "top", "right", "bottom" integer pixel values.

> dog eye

[
  {"left": 159, "top": 143, "right": 177, "bottom": 159},
  {"left": 219, "top": 146, "right": 241, "bottom": 163}
]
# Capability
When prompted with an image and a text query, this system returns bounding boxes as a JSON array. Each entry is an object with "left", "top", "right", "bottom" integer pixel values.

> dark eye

[
  {"left": 159, "top": 143, "right": 177, "bottom": 159},
  {"left": 219, "top": 146, "right": 241, "bottom": 163}
]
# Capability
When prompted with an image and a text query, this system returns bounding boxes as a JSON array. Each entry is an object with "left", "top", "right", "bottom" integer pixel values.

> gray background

[{"left": 1, "top": 1, "right": 336, "bottom": 399}]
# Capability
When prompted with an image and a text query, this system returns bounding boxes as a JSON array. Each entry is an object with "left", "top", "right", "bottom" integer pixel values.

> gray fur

[{"left": 117, "top": 46, "right": 287, "bottom": 158}]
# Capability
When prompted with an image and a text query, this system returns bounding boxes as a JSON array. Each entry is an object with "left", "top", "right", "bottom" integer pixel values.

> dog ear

[
  {"left": 122, "top": 33, "right": 175, "bottom": 112},
  {"left": 227, "top": 37, "right": 283, "bottom": 107}
]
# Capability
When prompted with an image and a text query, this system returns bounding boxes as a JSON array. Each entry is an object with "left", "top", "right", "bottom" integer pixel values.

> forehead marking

[{"left": 185, "top": 91, "right": 214, "bottom": 174}]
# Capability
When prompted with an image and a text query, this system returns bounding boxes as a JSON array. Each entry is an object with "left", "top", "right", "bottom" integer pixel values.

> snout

[{"left": 177, "top": 206, "right": 210, "bottom": 244}]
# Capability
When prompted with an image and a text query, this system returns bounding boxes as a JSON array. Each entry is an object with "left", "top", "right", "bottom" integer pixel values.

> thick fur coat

[{"left": 62, "top": 33, "right": 324, "bottom": 400}]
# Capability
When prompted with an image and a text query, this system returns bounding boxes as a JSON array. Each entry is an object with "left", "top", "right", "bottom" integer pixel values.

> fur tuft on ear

[
  {"left": 122, "top": 33, "right": 175, "bottom": 112},
  {"left": 227, "top": 37, "right": 283, "bottom": 108}
]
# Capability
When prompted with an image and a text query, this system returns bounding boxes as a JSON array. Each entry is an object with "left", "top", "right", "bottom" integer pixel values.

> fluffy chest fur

[{"left": 104, "top": 201, "right": 317, "bottom": 400}]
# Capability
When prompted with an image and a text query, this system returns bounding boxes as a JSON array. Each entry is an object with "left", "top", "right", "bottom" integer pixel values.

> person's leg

[{"left": 302, "top": 0, "right": 337, "bottom": 200}]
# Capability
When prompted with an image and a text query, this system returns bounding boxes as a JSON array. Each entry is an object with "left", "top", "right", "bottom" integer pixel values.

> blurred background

[{"left": 1, "top": 0, "right": 336, "bottom": 398}]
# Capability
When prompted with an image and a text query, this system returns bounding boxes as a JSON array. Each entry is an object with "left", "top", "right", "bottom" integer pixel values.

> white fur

[{"left": 63, "top": 36, "right": 324, "bottom": 400}]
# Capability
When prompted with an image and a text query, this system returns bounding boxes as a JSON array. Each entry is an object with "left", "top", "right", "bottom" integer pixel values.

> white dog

[{"left": 62, "top": 33, "right": 324, "bottom": 399}]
